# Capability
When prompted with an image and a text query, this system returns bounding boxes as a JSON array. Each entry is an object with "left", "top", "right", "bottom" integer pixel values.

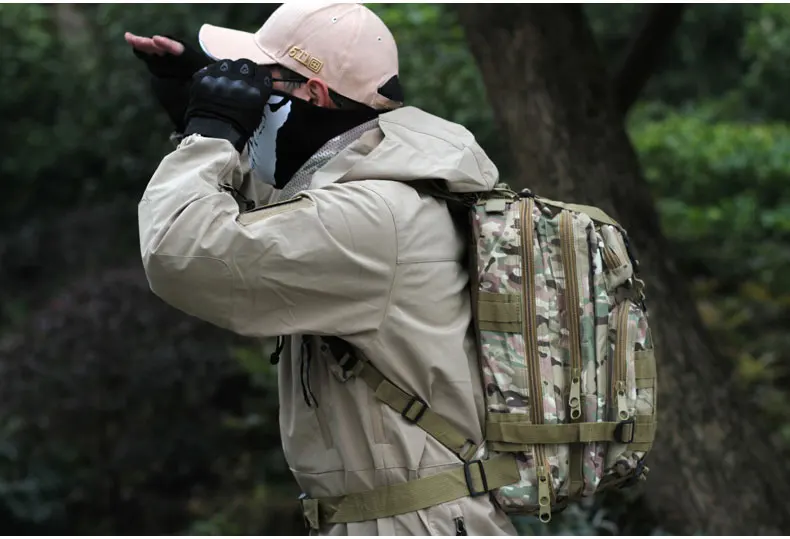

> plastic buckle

[
  {"left": 464, "top": 460, "right": 489, "bottom": 498},
  {"left": 613, "top": 417, "right": 636, "bottom": 444},
  {"left": 401, "top": 396, "right": 428, "bottom": 424}
]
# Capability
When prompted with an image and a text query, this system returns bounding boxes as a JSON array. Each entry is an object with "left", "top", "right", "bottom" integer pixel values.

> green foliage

[
  {"left": 742, "top": 4, "right": 790, "bottom": 120},
  {"left": 630, "top": 113, "right": 790, "bottom": 443},
  {"left": 589, "top": 3, "right": 790, "bottom": 123},
  {"left": 371, "top": 4, "right": 511, "bottom": 174},
  {"left": 0, "top": 4, "right": 278, "bottom": 232},
  {"left": 587, "top": 4, "right": 759, "bottom": 108},
  {"left": 0, "top": 269, "right": 300, "bottom": 535},
  {"left": 0, "top": 5, "right": 65, "bottom": 223},
  {"left": 632, "top": 114, "right": 790, "bottom": 290}
]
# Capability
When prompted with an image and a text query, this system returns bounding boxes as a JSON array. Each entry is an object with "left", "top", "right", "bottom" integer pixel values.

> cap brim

[{"left": 198, "top": 23, "right": 276, "bottom": 64}]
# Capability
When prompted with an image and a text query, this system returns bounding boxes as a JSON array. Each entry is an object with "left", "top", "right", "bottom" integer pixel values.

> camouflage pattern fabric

[{"left": 472, "top": 185, "right": 657, "bottom": 518}]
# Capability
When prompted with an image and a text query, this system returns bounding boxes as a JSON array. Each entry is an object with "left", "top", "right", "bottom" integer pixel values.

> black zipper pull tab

[
  {"left": 455, "top": 517, "right": 467, "bottom": 536},
  {"left": 270, "top": 335, "right": 285, "bottom": 365}
]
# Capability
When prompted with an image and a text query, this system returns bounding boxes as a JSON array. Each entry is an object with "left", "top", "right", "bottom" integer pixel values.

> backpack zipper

[
  {"left": 560, "top": 211, "right": 583, "bottom": 420},
  {"left": 521, "top": 198, "right": 553, "bottom": 523},
  {"left": 560, "top": 210, "right": 584, "bottom": 497},
  {"left": 613, "top": 299, "right": 631, "bottom": 421}
]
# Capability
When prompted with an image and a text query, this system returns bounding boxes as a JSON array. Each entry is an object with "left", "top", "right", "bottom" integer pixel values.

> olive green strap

[
  {"left": 627, "top": 442, "right": 653, "bottom": 451},
  {"left": 535, "top": 196, "right": 620, "bottom": 228},
  {"left": 477, "top": 291, "right": 522, "bottom": 333},
  {"left": 488, "top": 441, "right": 531, "bottom": 453},
  {"left": 634, "top": 350, "right": 656, "bottom": 380},
  {"left": 486, "top": 414, "right": 655, "bottom": 445},
  {"left": 356, "top": 361, "right": 479, "bottom": 462},
  {"left": 300, "top": 455, "right": 520, "bottom": 529}
]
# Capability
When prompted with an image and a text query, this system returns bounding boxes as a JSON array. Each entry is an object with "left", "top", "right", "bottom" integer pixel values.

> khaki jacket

[{"left": 138, "top": 107, "right": 518, "bottom": 536}]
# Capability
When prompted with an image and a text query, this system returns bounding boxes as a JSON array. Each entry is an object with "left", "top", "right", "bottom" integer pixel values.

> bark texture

[
  {"left": 457, "top": 4, "right": 790, "bottom": 535},
  {"left": 614, "top": 4, "right": 687, "bottom": 113}
]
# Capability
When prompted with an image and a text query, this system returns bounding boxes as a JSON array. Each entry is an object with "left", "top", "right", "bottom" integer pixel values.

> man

[{"left": 130, "top": 3, "right": 518, "bottom": 536}]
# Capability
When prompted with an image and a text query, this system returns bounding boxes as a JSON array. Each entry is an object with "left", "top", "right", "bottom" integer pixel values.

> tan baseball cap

[{"left": 198, "top": 2, "right": 404, "bottom": 110}]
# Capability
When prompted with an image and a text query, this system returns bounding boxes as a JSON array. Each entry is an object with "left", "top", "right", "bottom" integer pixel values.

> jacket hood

[{"left": 310, "top": 106, "right": 499, "bottom": 193}]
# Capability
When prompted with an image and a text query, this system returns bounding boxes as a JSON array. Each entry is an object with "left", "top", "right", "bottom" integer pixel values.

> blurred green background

[{"left": 1, "top": 3, "right": 789, "bottom": 535}]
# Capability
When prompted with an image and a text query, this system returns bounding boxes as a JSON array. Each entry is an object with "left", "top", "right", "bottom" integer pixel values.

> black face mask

[{"left": 247, "top": 93, "right": 379, "bottom": 190}]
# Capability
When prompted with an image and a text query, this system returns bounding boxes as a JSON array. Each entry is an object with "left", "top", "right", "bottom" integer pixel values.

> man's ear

[{"left": 305, "top": 78, "right": 334, "bottom": 108}]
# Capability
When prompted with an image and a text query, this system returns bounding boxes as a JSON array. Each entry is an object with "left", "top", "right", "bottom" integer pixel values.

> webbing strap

[
  {"left": 634, "top": 349, "right": 656, "bottom": 379},
  {"left": 477, "top": 291, "right": 522, "bottom": 333},
  {"left": 536, "top": 196, "right": 620, "bottom": 228},
  {"left": 486, "top": 415, "right": 655, "bottom": 445},
  {"left": 356, "top": 361, "right": 479, "bottom": 462},
  {"left": 627, "top": 442, "right": 653, "bottom": 451},
  {"left": 300, "top": 455, "right": 520, "bottom": 529}
]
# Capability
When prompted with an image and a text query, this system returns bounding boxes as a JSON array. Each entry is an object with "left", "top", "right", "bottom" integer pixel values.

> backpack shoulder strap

[
  {"left": 299, "top": 337, "right": 521, "bottom": 530},
  {"left": 324, "top": 337, "right": 480, "bottom": 462}
]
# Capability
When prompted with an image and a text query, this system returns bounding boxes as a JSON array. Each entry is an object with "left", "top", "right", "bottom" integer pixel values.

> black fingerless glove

[
  {"left": 132, "top": 38, "right": 212, "bottom": 132},
  {"left": 183, "top": 59, "right": 274, "bottom": 152}
]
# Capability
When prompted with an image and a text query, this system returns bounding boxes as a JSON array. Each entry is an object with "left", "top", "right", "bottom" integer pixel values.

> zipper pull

[
  {"left": 454, "top": 517, "right": 467, "bottom": 536},
  {"left": 615, "top": 380, "right": 629, "bottom": 421},
  {"left": 537, "top": 465, "right": 552, "bottom": 523},
  {"left": 270, "top": 335, "right": 285, "bottom": 365},
  {"left": 569, "top": 368, "right": 582, "bottom": 420}
]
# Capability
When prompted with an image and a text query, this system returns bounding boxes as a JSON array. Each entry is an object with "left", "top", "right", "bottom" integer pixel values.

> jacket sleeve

[
  {"left": 169, "top": 131, "right": 277, "bottom": 208},
  {"left": 138, "top": 134, "right": 397, "bottom": 338}
]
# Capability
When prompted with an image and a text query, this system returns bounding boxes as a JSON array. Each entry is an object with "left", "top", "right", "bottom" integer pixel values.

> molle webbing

[{"left": 477, "top": 291, "right": 521, "bottom": 333}]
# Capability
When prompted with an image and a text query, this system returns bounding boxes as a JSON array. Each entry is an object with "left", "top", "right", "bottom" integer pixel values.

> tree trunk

[
  {"left": 457, "top": 4, "right": 790, "bottom": 535},
  {"left": 613, "top": 4, "right": 687, "bottom": 114}
]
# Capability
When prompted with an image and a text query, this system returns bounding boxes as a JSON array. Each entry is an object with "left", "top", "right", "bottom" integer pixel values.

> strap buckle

[
  {"left": 463, "top": 460, "right": 489, "bottom": 498},
  {"left": 613, "top": 417, "right": 636, "bottom": 444},
  {"left": 402, "top": 396, "right": 429, "bottom": 424}
]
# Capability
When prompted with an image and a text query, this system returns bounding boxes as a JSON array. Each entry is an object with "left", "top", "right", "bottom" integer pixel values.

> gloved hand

[
  {"left": 183, "top": 59, "right": 274, "bottom": 152},
  {"left": 130, "top": 35, "right": 212, "bottom": 132}
]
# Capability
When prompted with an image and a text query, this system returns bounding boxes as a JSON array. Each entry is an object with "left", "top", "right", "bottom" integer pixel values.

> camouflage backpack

[
  {"left": 299, "top": 183, "right": 657, "bottom": 530},
  {"left": 470, "top": 183, "right": 657, "bottom": 522}
]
